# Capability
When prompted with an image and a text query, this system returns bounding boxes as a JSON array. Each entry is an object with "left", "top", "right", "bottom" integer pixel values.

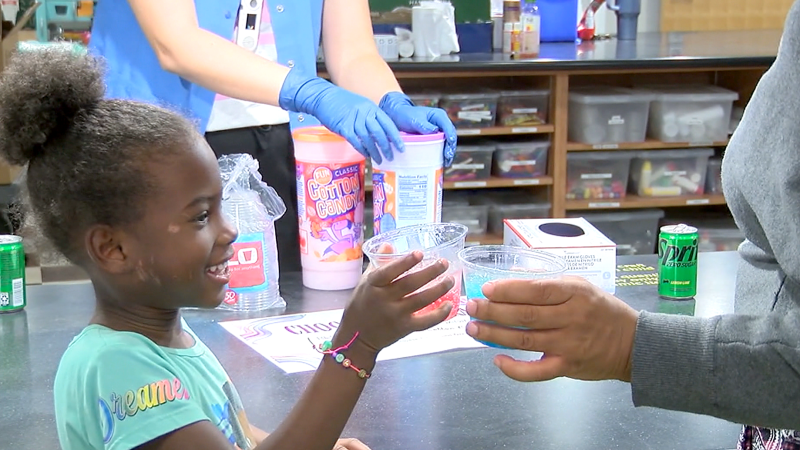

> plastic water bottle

[{"left": 217, "top": 155, "right": 286, "bottom": 312}]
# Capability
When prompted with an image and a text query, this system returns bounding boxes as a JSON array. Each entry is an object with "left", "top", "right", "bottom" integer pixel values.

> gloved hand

[
  {"left": 378, "top": 91, "right": 458, "bottom": 167},
  {"left": 279, "top": 69, "right": 403, "bottom": 165}
]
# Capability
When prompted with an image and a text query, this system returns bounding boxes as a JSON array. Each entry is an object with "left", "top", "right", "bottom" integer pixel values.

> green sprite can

[
  {"left": 0, "top": 235, "right": 26, "bottom": 313},
  {"left": 657, "top": 224, "right": 698, "bottom": 300}
]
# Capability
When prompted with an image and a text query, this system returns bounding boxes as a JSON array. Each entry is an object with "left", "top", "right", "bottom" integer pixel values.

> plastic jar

[
  {"left": 372, "top": 132, "right": 445, "bottom": 235},
  {"left": 292, "top": 126, "right": 366, "bottom": 291}
]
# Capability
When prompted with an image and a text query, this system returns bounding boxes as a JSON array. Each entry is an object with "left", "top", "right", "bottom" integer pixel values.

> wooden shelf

[
  {"left": 365, "top": 176, "right": 553, "bottom": 192},
  {"left": 465, "top": 234, "right": 504, "bottom": 246},
  {"left": 567, "top": 139, "right": 729, "bottom": 151},
  {"left": 565, "top": 194, "right": 726, "bottom": 210},
  {"left": 457, "top": 124, "right": 554, "bottom": 136}
]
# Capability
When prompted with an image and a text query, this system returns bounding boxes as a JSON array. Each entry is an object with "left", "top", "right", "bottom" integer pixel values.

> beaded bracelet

[{"left": 310, "top": 332, "right": 372, "bottom": 380}]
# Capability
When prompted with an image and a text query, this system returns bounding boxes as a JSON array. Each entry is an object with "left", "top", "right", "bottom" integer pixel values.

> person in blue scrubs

[{"left": 88, "top": 0, "right": 457, "bottom": 274}]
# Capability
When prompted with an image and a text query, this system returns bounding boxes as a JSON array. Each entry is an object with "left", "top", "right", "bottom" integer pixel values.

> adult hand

[
  {"left": 279, "top": 69, "right": 403, "bottom": 165},
  {"left": 465, "top": 276, "right": 639, "bottom": 383},
  {"left": 379, "top": 91, "right": 458, "bottom": 167},
  {"left": 333, "top": 438, "right": 371, "bottom": 450}
]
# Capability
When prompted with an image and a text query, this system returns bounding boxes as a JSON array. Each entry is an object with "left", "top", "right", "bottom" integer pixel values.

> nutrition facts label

[
  {"left": 373, "top": 166, "right": 443, "bottom": 233},
  {"left": 397, "top": 174, "right": 429, "bottom": 221}
]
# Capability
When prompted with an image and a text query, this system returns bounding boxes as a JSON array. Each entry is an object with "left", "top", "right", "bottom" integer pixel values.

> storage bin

[
  {"left": 442, "top": 205, "right": 490, "bottom": 236},
  {"left": 569, "top": 209, "right": 665, "bottom": 255},
  {"left": 629, "top": 148, "right": 715, "bottom": 197},
  {"left": 698, "top": 227, "right": 745, "bottom": 252},
  {"left": 442, "top": 191, "right": 473, "bottom": 207},
  {"left": 640, "top": 85, "right": 739, "bottom": 143},
  {"left": 444, "top": 144, "right": 495, "bottom": 181},
  {"left": 660, "top": 216, "right": 744, "bottom": 252},
  {"left": 473, "top": 192, "right": 551, "bottom": 234},
  {"left": 439, "top": 92, "right": 501, "bottom": 128},
  {"left": 498, "top": 89, "right": 551, "bottom": 126},
  {"left": 407, "top": 91, "right": 442, "bottom": 108},
  {"left": 568, "top": 87, "right": 654, "bottom": 145},
  {"left": 705, "top": 157, "right": 723, "bottom": 195},
  {"left": 566, "top": 151, "right": 636, "bottom": 200},
  {"left": 537, "top": 0, "right": 579, "bottom": 42},
  {"left": 492, "top": 140, "right": 550, "bottom": 178}
]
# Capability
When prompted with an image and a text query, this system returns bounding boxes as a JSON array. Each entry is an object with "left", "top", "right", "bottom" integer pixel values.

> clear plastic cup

[
  {"left": 362, "top": 223, "right": 468, "bottom": 321},
  {"left": 458, "top": 245, "right": 568, "bottom": 348}
]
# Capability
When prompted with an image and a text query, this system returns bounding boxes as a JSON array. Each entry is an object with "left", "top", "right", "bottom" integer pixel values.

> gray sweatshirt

[{"left": 630, "top": 0, "right": 800, "bottom": 431}]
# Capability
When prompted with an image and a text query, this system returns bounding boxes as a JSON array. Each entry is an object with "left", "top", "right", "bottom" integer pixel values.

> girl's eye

[{"left": 195, "top": 211, "right": 210, "bottom": 224}]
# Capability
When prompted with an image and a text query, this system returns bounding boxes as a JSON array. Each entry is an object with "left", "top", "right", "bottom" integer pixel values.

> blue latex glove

[
  {"left": 278, "top": 69, "right": 403, "bottom": 165},
  {"left": 378, "top": 91, "right": 458, "bottom": 167}
]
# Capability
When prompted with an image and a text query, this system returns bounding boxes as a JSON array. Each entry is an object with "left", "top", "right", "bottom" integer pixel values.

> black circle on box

[{"left": 538, "top": 222, "right": 585, "bottom": 238}]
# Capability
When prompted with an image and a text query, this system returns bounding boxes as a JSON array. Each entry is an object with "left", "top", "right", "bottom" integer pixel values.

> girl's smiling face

[{"left": 118, "top": 137, "right": 239, "bottom": 309}]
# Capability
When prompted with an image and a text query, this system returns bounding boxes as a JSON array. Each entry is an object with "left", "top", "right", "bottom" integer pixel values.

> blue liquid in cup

[
  {"left": 459, "top": 245, "right": 568, "bottom": 351},
  {"left": 464, "top": 275, "right": 515, "bottom": 349}
]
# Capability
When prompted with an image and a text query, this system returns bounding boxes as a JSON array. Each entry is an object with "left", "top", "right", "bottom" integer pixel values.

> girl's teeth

[{"left": 207, "top": 262, "right": 229, "bottom": 274}]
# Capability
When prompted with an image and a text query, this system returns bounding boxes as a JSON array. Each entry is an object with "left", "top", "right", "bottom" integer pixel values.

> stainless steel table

[{"left": 1, "top": 252, "right": 742, "bottom": 449}]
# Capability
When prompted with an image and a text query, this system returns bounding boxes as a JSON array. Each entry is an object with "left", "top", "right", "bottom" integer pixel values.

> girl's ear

[{"left": 84, "top": 225, "right": 136, "bottom": 274}]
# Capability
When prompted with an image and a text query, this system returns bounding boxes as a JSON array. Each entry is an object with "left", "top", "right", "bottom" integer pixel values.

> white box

[{"left": 503, "top": 218, "right": 617, "bottom": 294}]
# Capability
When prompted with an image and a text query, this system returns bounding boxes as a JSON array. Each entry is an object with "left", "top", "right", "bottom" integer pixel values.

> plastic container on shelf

[
  {"left": 498, "top": 89, "right": 551, "bottom": 126},
  {"left": 292, "top": 126, "right": 366, "bottom": 291},
  {"left": 443, "top": 190, "right": 472, "bottom": 206},
  {"left": 442, "top": 204, "right": 490, "bottom": 236},
  {"left": 372, "top": 132, "right": 445, "bottom": 235},
  {"left": 705, "top": 157, "right": 723, "bottom": 195},
  {"left": 444, "top": 144, "right": 495, "bottom": 182},
  {"left": 660, "top": 215, "right": 744, "bottom": 252},
  {"left": 568, "top": 87, "right": 654, "bottom": 145},
  {"left": 568, "top": 209, "right": 665, "bottom": 255},
  {"left": 492, "top": 140, "right": 550, "bottom": 178},
  {"left": 407, "top": 91, "right": 442, "bottom": 108},
  {"left": 566, "top": 151, "right": 636, "bottom": 200},
  {"left": 639, "top": 85, "right": 739, "bottom": 143},
  {"left": 698, "top": 227, "right": 744, "bottom": 252},
  {"left": 629, "top": 148, "right": 715, "bottom": 197},
  {"left": 439, "top": 92, "right": 501, "bottom": 128},
  {"left": 473, "top": 192, "right": 552, "bottom": 234}
]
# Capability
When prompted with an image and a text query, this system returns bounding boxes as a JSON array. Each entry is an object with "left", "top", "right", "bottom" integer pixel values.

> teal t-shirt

[{"left": 54, "top": 320, "right": 258, "bottom": 450}]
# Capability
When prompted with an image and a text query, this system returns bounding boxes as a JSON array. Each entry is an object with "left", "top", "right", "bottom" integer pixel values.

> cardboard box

[{"left": 503, "top": 218, "right": 617, "bottom": 294}]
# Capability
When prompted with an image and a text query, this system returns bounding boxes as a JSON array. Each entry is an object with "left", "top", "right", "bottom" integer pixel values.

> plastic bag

[{"left": 217, "top": 154, "right": 287, "bottom": 312}]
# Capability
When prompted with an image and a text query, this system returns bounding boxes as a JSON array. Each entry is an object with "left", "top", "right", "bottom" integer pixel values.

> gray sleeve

[{"left": 630, "top": 309, "right": 800, "bottom": 430}]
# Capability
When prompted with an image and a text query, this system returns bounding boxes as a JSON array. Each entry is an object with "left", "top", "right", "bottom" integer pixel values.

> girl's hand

[
  {"left": 333, "top": 438, "right": 371, "bottom": 450},
  {"left": 337, "top": 247, "right": 454, "bottom": 355}
]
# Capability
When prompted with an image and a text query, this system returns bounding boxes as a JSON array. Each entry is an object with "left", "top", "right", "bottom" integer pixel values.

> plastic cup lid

[
  {"left": 292, "top": 126, "right": 346, "bottom": 143},
  {"left": 400, "top": 131, "right": 445, "bottom": 142}
]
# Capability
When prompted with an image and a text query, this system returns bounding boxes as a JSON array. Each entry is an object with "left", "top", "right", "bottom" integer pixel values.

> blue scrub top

[{"left": 89, "top": 0, "right": 324, "bottom": 133}]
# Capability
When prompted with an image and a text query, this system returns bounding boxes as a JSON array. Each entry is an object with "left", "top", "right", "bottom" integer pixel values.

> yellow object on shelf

[
  {"left": 661, "top": 0, "right": 793, "bottom": 32},
  {"left": 76, "top": 0, "right": 93, "bottom": 18}
]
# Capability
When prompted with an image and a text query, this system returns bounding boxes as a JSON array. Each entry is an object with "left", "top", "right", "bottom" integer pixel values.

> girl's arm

[
  {"left": 321, "top": 0, "right": 402, "bottom": 104},
  {"left": 127, "top": 0, "right": 290, "bottom": 106},
  {"left": 137, "top": 252, "right": 454, "bottom": 450}
]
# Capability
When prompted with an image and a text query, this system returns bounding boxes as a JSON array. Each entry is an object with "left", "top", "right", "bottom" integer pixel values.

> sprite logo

[{"left": 658, "top": 237, "right": 697, "bottom": 268}]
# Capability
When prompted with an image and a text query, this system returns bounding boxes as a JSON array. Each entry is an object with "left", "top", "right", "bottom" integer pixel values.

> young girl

[{"left": 0, "top": 49, "right": 455, "bottom": 450}]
